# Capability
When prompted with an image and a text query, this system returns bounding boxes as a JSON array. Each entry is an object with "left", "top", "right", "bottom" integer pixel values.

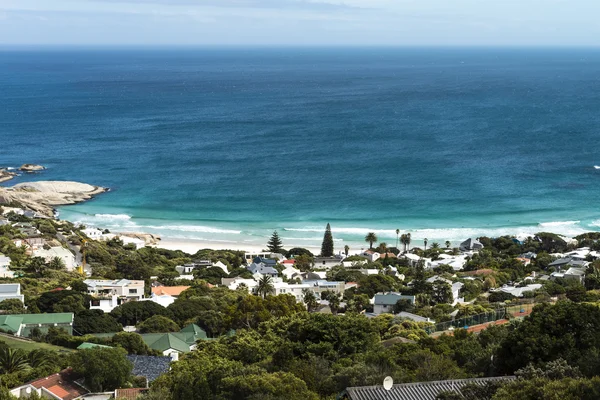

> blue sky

[{"left": 0, "top": 0, "right": 598, "bottom": 46}]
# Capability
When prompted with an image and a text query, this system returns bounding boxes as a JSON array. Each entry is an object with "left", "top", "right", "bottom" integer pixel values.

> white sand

[{"left": 156, "top": 238, "right": 321, "bottom": 255}]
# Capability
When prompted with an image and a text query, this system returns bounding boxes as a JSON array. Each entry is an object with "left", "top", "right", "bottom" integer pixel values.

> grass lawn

[{"left": 0, "top": 333, "right": 72, "bottom": 352}]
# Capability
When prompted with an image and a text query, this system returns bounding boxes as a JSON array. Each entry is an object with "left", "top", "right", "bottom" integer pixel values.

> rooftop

[
  {"left": 342, "top": 376, "right": 516, "bottom": 400},
  {"left": 151, "top": 286, "right": 190, "bottom": 297},
  {"left": 26, "top": 368, "right": 88, "bottom": 400},
  {"left": 126, "top": 355, "right": 172, "bottom": 383}
]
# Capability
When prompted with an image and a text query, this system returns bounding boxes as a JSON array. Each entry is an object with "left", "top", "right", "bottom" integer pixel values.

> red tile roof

[
  {"left": 282, "top": 260, "right": 296, "bottom": 264},
  {"left": 151, "top": 286, "right": 190, "bottom": 296},
  {"left": 115, "top": 388, "right": 149, "bottom": 399},
  {"left": 28, "top": 369, "right": 88, "bottom": 400}
]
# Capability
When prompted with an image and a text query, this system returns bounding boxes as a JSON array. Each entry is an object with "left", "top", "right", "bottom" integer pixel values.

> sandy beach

[{"left": 155, "top": 237, "right": 322, "bottom": 255}]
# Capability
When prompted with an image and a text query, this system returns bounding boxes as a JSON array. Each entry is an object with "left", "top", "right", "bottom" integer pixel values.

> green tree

[
  {"left": 74, "top": 309, "right": 123, "bottom": 335},
  {"left": 256, "top": 275, "right": 275, "bottom": 299},
  {"left": 110, "top": 301, "right": 173, "bottom": 326},
  {"left": 0, "top": 348, "right": 29, "bottom": 374},
  {"left": 70, "top": 347, "right": 133, "bottom": 392},
  {"left": 302, "top": 289, "right": 318, "bottom": 312},
  {"left": 320, "top": 223, "right": 334, "bottom": 257},
  {"left": 445, "top": 240, "right": 451, "bottom": 249},
  {"left": 266, "top": 231, "right": 284, "bottom": 253},
  {"left": 111, "top": 332, "right": 154, "bottom": 355},
  {"left": 47, "top": 256, "right": 66, "bottom": 270},
  {"left": 423, "top": 238, "right": 428, "bottom": 250},
  {"left": 344, "top": 245, "right": 350, "bottom": 257},
  {"left": 220, "top": 371, "right": 319, "bottom": 400},
  {"left": 138, "top": 315, "right": 180, "bottom": 333},
  {"left": 0, "top": 299, "right": 27, "bottom": 314},
  {"left": 365, "top": 232, "right": 378, "bottom": 250},
  {"left": 431, "top": 280, "right": 453, "bottom": 305},
  {"left": 431, "top": 242, "right": 440, "bottom": 249}
]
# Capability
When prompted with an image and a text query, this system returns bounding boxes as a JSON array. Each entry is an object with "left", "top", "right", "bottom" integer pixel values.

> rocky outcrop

[
  {"left": 0, "top": 169, "right": 17, "bottom": 183},
  {"left": 19, "top": 164, "right": 46, "bottom": 172},
  {"left": 120, "top": 232, "right": 161, "bottom": 246},
  {"left": 0, "top": 181, "right": 108, "bottom": 217}
]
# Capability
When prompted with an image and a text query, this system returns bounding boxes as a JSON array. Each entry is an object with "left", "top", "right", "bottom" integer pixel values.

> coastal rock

[
  {"left": 19, "top": 164, "right": 46, "bottom": 172},
  {"left": 0, "top": 169, "right": 17, "bottom": 184},
  {"left": 0, "top": 180, "right": 108, "bottom": 217},
  {"left": 121, "top": 232, "right": 161, "bottom": 246}
]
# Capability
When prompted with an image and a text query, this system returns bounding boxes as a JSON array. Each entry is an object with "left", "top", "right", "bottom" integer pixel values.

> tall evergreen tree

[
  {"left": 266, "top": 231, "right": 284, "bottom": 253},
  {"left": 320, "top": 223, "right": 334, "bottom": 256}
]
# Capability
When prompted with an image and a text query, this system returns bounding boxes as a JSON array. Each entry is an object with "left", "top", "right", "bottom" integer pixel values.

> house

[
  {"left": 549, "top": 256, "right": 588, "bottom": 270},
  {"left": 126, "top": 354, "right": 172, "bottom": 383},
  {"left": 361, "top": 250, "right": 380, "bottom": 262},
  {"left": 373, "top": 292, "right": 416, "bottom": 315},
  {"left": 403, "top": 253, "right": 432, "bottom": 268},
  {"left": 340, "top": 376, "right": 516, "bottom": 400},
  {"left": 429, "top": 255, "right": 467, "bottom": 271},
  {"left": 13, "top": 223, "right": 41, "bottom": 238},
  {"left": 281, "top": 264, "right": 301, "bottom": 280},
  {"left": 141, "top": 324, "right": 207, "bottom": 356},
  {"left": 0, "top": 283, "right": 25, "bottom": 303},
  {"left": 497, "top": 283, "right": 542, "bottom": 298},
  {"left": 141, "top": 293, "right": 176, "bottom": 308},
  {"left": 151, "top": 285, "right": 190, "bottom": 297},
  {"left": 424, "top": 277, "right": 464, "bottom": 306},
  {"left": 222, "top": 278, "right": 259, "bottom": 292},
  {"left": 313, "top": 256, "right": 344, "bottom": 270},
  {"left": 273, "top": 281, "right": 312, "bottom": 302},
  {"left": 396, "top": 311, "right": 434, "bottom": 323},
  {"left": 82, "top": 227, "right": 104, "bottom": 239},
  {"left": 84, "top": 279, "right": 145, "bottom": 312},
  {"left": 252, "top": 256, "right": 278, "bottom": 267},
  {"left": 76, "top": 342, "right": 112, "bottom": 350},
  {"left": 303, "top": 280, "right": 346, "bottom": 298},
  {"left": 247, "top": 262, "right": 278, "bottom": 277},
  {"left": 459, "top": 238, "right": 484, "bottom": 252},
  {"left": 551, "top": 267, "right": 586, "bottom": 284},
  {"left": 0, "top": 313, "right": 74, "bottom": 337},
  {"left": 32, "top": 246, "right": 77, "bottom": 272},
  {"left": 10, "top": 368, "right": 89, "bottom": 399},
  {"left": 0, "top": 255, "right": 15, "bottom": 278}
]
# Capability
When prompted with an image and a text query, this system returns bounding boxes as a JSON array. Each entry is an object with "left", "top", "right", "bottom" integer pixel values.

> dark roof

[
  {"left": 342, "top": 376, "right": 516, "bottom": 400},
  {"left": 126, "top": 355, "right": 172, "bottom": 383},
  {"left": 549, "top": 257, "right": 571, "bottom": 267}
]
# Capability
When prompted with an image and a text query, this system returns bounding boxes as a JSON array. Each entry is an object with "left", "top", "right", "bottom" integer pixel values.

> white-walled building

[
  {"left": 0, "top": 255, "right": 15, "bottom": 278},
  {"left": 84, "top": 279, "right": 145, "bottom": 312},
  {"left": 32, "top": 246, "right": 77, "bottom": 272},
  {"left": 0, "top": 283, "right": 25, "bottom": 303}
]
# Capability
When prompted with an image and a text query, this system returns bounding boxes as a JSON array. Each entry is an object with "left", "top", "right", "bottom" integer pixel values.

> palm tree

[
  {"left": 378, "top": 242, "right": 388, "bottom": 254},
  {"left": 406, "top": 233, "right": 411, "bottom": 251},
  {"left": 344, "top": 245, "right": 349, "bottom": 257},
  {"left": 365, "top": 232, "right": 378, "bottom": 250},
  {"left": 302, "top": 289, "right": 318, "bottom": 312},
  {"left": 445, "top": 241, "right": 451, "bottom": 249},
  {"left": 48, "top": 256, "right": 66, "bottom": 270},
  {"left": 27, "top": 349, "right": 51, "bottom": 369},
  {"left": 256, "top": 275, "right": 275, "bottom": 299},
  {"left": 395, "top": 229, "right": 400, "bottom": 249},
  {"left": 0, "top": 348, "right": 29, "bottom": 374},
  {"left": 423, "top": 238, "right": 428, "bottom": 251},
  {"left": 431, "top": 242, "right": 440, "bottom": 250}
]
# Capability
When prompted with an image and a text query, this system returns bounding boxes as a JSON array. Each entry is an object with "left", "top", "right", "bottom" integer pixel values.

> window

[{"left": 129, "top": 289, "right": 138, "bottom": 294}]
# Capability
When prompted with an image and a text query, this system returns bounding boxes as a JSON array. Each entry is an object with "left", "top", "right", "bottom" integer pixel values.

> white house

[
  {"left": 273, "top": 281, "right": 312, "bottom": 302},
  {"left": 429, "top": 255, "right": 468, "bottom": 271},
  {"left": 32, "top": 246, "right": 77, "bottom": 272},
  {"left": 82, "top": 227, "right": 104, "bottom": 239},
  {"left": 497, "top": 283, "right": 542, "bottom": 298},
  {"left": 223, "top": 278, "right": 259, "bottom": 293},
  {"left": 0, "top": 283, "right": 25, "bottom": 303},
  {"left": 0, "top": 255, "right": 15, "bottom": 278},
  {"left": 282, "top": 265, "right": 301, "bottom": 280},
  {"left": 84, "top": 279, "right": 145, "bottom": 312},
  {"left": 361, "top": 251, "right": 381, "bottom": 262}
]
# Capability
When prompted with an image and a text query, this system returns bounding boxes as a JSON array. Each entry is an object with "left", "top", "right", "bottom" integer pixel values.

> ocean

[{"left": 1, "top": 47, "right": 600, "bottom": 251}]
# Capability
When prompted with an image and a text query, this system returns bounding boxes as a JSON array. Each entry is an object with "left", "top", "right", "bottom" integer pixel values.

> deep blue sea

[{"left": 1, "top": 47, "right": 600, "bottom": 250}]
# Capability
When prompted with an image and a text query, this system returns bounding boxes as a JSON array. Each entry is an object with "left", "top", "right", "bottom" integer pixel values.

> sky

[{"left": 0, "top": 0, "right": 599, "bottom": 46}]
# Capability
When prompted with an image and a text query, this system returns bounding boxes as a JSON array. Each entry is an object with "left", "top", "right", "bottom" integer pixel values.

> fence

[{"left": 424, "top": 299, "right": 539, "bottom": 335}]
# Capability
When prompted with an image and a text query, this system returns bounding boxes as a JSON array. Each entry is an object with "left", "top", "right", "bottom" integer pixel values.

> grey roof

[
  {"left": 0, "top": 284, "right": 20, "bottom": 294},
  {"left": 247, "top": 263, "right": 278, "bottom": 275},
  {"left": 342, "top": 376, "right": 516, "bottom": 400},
  {"left": 549, "top": 257, "right": 571, "bottom": 267},
  {"left": 126, "top": 355, "right": 171, "bottom": 383},
  {"left": 459, "top": 238, "right": 483, "bottom": 250},
  {"left": 396, "top": 312, "right": 432, "bottom": 323},
  {"left": 374, "top": 293, "right": 415, "bottom": 306},
  {"left": 565, "top": 267, "right": 586, "bottom": 276}
]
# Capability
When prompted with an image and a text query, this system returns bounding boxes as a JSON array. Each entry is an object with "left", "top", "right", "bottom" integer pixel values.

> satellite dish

[{"left": 383, "top": 376, "right": 394, "bottom": 391}]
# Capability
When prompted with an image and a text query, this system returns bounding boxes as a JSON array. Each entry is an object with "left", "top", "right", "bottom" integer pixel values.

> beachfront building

[
  {"left": 84, "top": 279, "right": 145, "bottom": 312},
  {"left": 0, "top": 313, "right": 74, "bottom": 337},
  {"left": 247, "top": 262, "right": 278, "bottom": 277},
  {"left": 32, "top": 246, "right": 77, "bottom": 272},
  {"left": 82, "top": 227, "right": 104, "bottom": 239},
  {"left": 361, "top": 251, "right": 380, "bottom": 262},
  {"left": 313, "top": 256, "right": 344, "bottom": 270}
]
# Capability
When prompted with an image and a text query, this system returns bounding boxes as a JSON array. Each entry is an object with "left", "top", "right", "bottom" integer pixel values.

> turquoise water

[{"left": 1, "top": 47, "right": 600, "bottom": 250}]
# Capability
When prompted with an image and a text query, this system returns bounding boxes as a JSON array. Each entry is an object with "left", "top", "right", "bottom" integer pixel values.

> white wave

[
  {"left": 594, "top": 166, "right": 600, "bottom": 169},
  {"left": 284, "top": 227, "right": 398, "bottom": 236},
  {"left": 538, "top": 220, "right": 580, "bottom": 227},
  {"left": 281, "top": 236, "right": 344, "bottom": 242},
  {"left": 591, "top": 220, "right": 600, "bottom": 227},
  {"left": 141, "top": 224, "right": 242, "bottom": 235},
  {"left": 5, "top": 167, "right": 15, "bottom": 170},
  {"left": 93, "top": 213, "right": 132, "bottom": 221}
]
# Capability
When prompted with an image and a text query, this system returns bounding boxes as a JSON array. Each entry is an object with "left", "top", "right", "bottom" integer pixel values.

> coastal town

[{"left": 1, "top": 170, "right": 600, "bottom": 399}]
